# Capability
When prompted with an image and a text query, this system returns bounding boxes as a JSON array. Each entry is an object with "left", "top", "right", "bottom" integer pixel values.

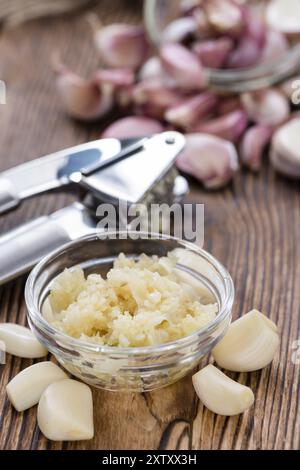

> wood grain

[{"left": 0, "top": 0, "right": 300, "bottom": 450}]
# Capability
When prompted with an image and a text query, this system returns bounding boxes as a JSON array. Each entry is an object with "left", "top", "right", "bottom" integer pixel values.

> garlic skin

[
  {"left": 240, "top": 125, "right": 273, "bottom": 171},
  {"left": 160, "top": 43, "right": 207, "bottom": 91},
  {"left": 37, "top": 379, "right": 94, "bottom": 441},
  {"left": 192, "top": 364, "right": 254, "bottom": 416},
  {"left": 93, "top": 23, "right": 149, "bottom": 69},
  {"left": 101, "top": 116, "right": 164, "bottom": 139},
  {"left": 193, "top": 110, "right": 248, "bottom": 142},
  {"left": 54, "top": 62, "right": 114, "bottom": 121},
  {"left": 6, "top": 362, "right": 68, "bottom": 412},
  {"left": 164, "top": 92, "right": 218, "bottom": 129},
  {"left": 266, "top": 0, "right": 300, "bottom": 35},
  {"left": 176, "top": 133, "right": 239, "bottom": 189},
  {"left": 270, "top": 118, "right": 300, "bottom": 178},
  {"left": 241, "top": 89, "right": 290, "bottom": 127},
  {"left": 212, "top": 310, "right": 279, "bottom": 372},
  {"left": 133, "top": 79, "right": 182, "bottom": 119},
  {"left": 0, "top": 323, "right": 47, "bottom": 358}
]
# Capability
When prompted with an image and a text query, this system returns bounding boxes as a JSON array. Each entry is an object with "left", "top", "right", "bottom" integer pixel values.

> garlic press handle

[{"left": 0, "top": 178, "right": 20, "bottom": 214}]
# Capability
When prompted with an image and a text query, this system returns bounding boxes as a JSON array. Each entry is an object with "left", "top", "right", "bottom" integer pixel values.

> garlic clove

[
  {"left": 133, "top": 79, "right": 182, "bottom": 119},
  {"left": 280, "top": 76, "right": 300, "bottom": 102},
  {"left": 160, "top": 43, "right": 207, "bottom": 91},
  {"left": 270, "top": 117, "right": 300, "bottom": 178},
  {"left": 192, "top": 37, "right": 234, "bottom": 69},
  {"left": 217, "top": 97, "right": 242, "bottom": 115},
  {"left": 101, "top": 116, "right": 164, "bottom": 139},
  {"left": 179, "top": 0, "right": 203, "bottom": 16},
  {"left": 258, "top": 29, "right": 289, "bottom": 65},
  {"left": 241, "top": 89, "right": 290, "bottom": 127},
  {"left": 164, "top": 92, "right": 218, "bottom": 129},
  {"left": 212, "top": 309, "right": 280, "bottom": 372},
  {"left": 225, "top": 37, "right": 261, "bottom": 69},
  {"left": 162, "top": 17, "right": 197, "bottom": 43},
  {"left": 37, "top": 379, "right": 94, "bottom": 441},
  {"left": 240, "top": 125, "right": 273, "bottom": 171},
  {"left": 139, "top": 57, "right": 163, "bottom": 81},
  {"left": 54, "top": 61, "right": 114, "bottom": 122},
  {"left": 266, "top": 0, "right": 300, "bottom": 35},
  {"left": 176, "top": 133, "right": 239, "bottom": 189},
  {"left": 192, "top": 364, "right": 254, "bottom": 416},
  {"left": 204, "top": 0, "right": 244, "bottom": 35},
  {"left": 95, "top": 68, "right": 135, "bottom": 87},
  {"left": 193, "top": 110, "right": 248, "bottom": 142},
  {"left": 0, "top": 323, "right": 47, "bottom": 358},
  {"left": 93, "top": 23, "right": 149, "bottom": 69},
  {"left": 6, "top": 361, "right": 68, "bottom": 412}
]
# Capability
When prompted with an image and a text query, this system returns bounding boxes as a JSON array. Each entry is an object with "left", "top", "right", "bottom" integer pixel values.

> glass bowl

[
  {"left": 144, "top": 0, "right": 300, "bottom": 93},
  {"left": 25, "top": 232, "right": 234, "bottom": 392}
]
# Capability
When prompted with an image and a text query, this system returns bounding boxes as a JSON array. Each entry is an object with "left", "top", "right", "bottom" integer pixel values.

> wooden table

[{"left": 0, "top": 0, "right": 299, "bottom": 451}]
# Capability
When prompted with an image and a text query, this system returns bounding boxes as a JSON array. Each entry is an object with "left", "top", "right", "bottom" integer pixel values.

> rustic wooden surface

[{"left": 0, "top": 0, "right": 300, "bottom": 451}]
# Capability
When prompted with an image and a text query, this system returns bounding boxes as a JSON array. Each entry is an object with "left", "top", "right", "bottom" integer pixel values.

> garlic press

[{"left": 0, "top": 131, "right": 187, "bottom": 285}]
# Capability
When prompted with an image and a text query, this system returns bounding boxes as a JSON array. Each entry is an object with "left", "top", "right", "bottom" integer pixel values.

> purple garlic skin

[
  {"left": 160, "top": 43, "right": 207, "bottom": 91},
  {"left": 192, "top": 37, "right": 234, "bottom": 68},
  {"left": 242, "top": 89, "right": 290, "bottom": 127},
  {"left": 193, "top": 110, "right": 248, "bottom": 142},
  {"left": 270, "top": 117, "right": 300, "bottom": 179},
  {"left": 94, "top": 23, "right": 149, "bottom": 69},
  {"left": 176, "top": 133, "right": 239, "bottom": 189},
  {"left": 132, "top": 79, "right": 182, "bottom": 119},
  {"left": 101, "top": 116, "right": 164, "bottom": 139},
  {"left": 240, "top": 125, "right": 273, "bottom": 171},
  {"left": 164, "top": 92, "right": 218, "bottom": 129}
]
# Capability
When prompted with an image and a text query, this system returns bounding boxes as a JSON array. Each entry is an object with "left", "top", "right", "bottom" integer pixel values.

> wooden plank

[{"left": 0, "top": 0, "right": 299, "bottom": 450}]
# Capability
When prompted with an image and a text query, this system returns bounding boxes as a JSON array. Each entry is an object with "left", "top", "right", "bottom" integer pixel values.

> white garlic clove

[
  {"left": 192, "top": 37, "right": 234, "bottom": 69},
  {"left": 164, "top": 92, "right": 218, "bottom": 129},
  {"left": 212, "top": 309, "right": 280, "bottom": 372},
  {"left": 93, "top": 23, "right": 149, "bottom": 69},
  {"left": 6, "top": 361, "right": 68, "bottom": 412},
  {"left": 176, "top": 133, "right": 239, "bottom": 189},
  {"left": 0, "top": 323, "right": 47, "bottom": 358},
  {"left": 95, "top": 68, "right": 135, "bottom": 87},
  {"left": 204, "top": 0, "right": 244, "bottom": 35},
  {"left": 270, "top": 117, "right": 300, "bottom": 178},
  {"left": 160, "top": 43, "right": 207, "bottom": 91},
  {"left": 192, "top": 364, "right": 254, "bottom": 416},
  {"left": 266, "top": 0, "right": 300, "bottom": 35},
  {"left": 162, "top": 17, "right": 197, "bottom": 43},
  {"left": 54, "top": 61, "right": 114, "bottom": 122},
  {"left": 259, "top": 29, "right": 289, "bottom": 65},
  {"left": 101, "top": 116, "right": 164, "bottom": 139},
  {"left": 240, "top": 125, "right": 273, "bottom": 171},
  {"left": 241, "top": 89, "right": 290, "bottom": 127},
  {"left": 37, "top": 379, "right": 94, "bottom": 441},
  {"left": 193, "top": 110, "right": 248, "bottom": 142}
]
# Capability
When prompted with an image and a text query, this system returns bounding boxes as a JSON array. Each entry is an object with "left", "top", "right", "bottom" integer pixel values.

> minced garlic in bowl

[{"left": 45, "top": 253, "right": 218, "bottom": 348}]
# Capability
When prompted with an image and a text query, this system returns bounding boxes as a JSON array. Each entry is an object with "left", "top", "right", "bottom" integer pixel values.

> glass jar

[
  {"left": 25, "top": 232, "right": 234, "bottom": 392},
  {"left": 144, "top": 0, "right": 300, "bottom": 93}
]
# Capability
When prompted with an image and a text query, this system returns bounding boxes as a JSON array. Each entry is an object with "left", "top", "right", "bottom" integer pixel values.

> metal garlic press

[{"left": 0, "top": 131, "right": 187, "bottom": 285}]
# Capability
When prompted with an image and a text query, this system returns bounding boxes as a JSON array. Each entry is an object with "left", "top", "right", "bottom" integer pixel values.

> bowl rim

[{"left": 25, "top": 231, "right": 234, "bottom": 356}]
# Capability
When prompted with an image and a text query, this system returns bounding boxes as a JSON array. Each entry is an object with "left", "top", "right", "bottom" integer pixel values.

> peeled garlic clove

[
  {"left": 212, "top": 309, "right": 280, "bottom": 372},
  {"left": 259, "top": 29, "right": 289, "bottom": 65},
  {"left": 240, "top": 125, "right": 273, "bottom": 171},
  {"left": 242, "top": 89, "right": 290, "bottom": 127},
  {"left": 95, "top": 68, "right": 135, "bottom": 87},
  {"left": 54, "top": 62, "right": 114, "bottom": 121},
  {"left": 192, "top": 37, "right": 234, "bottom": 69},
  {"left": 204, "top": 0, "right": 244, "bottom": 35},
  {"left": 6, "top": 362, "right": 68, "bottom": 412},
  {"left": 192, "top": 364, "right": 254, "bottom": 416},
  {"left": 160, "top": 43, "right": 207, "bottom": 91},
  {"left": 0, "top": 323, "right": 47, "bottom": 358},
  {"left": 266, "top": 0, "right": 300, "bottom": 35},
  {"left": 93, "top": 23, "right": 149, "bottom": 69},
  {"left": 176, "top": 133, "right": 239, "bottom": 189},
  {"left": 37, "top": 379, "right": 94, "bottom": 441},
  {"left": 139, "top": 57, "right": 163, "bottom": 81},
  {"left": 193, "top": 110, "right": 248, "bottom": 142},
  {"left": 162, "top": 17, "right": 197, "bottom": 43},
  {"left": 101, "top": 116, "right": 164, "bottom": 139},
  {"left": 164, "top": 92, "right": 218, "bottom": 129},
  {"left": 270, "top": 117, "right": 300, "bottom": 178}
]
